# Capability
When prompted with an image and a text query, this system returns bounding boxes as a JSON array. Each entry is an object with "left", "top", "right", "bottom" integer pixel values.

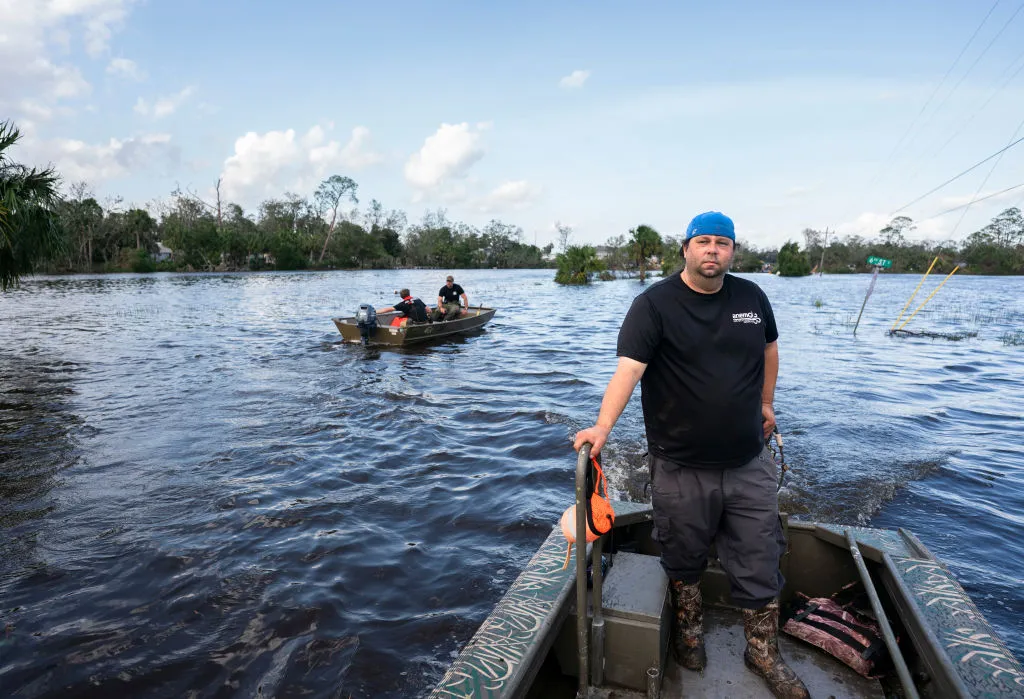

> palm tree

[
  {"left": 629, "top": 224, "right": 662, "bottom": 281},
  {"left": 1, "top": 120, "right": 63, "bottom": 291},
  {"left": 555, "top": 244, "right": 604, "bottom": 284}
]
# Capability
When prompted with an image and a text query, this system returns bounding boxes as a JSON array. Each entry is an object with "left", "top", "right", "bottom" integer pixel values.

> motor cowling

[{"left": 355, "top": 304, "right": 377, "bottom": 344}]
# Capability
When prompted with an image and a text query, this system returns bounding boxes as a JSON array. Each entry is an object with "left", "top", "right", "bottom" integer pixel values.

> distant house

[
  {"left": 154, "top": 242, "right": 173, "bottom": 262},
  {"left": 595, "top": 245, "right": 614, "bottom": 260}
]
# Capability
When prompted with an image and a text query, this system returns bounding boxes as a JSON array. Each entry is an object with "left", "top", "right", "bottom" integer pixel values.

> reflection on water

[
  {"left": 0, "top": 269, "right": 1022, "bottom": 697},
  {"left": 0, "top": 349, "right": 82, "bottom": 576}
]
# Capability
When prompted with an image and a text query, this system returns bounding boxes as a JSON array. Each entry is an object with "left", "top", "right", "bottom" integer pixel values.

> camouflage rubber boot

[
  {"left": 742, "top": 599, "right": 810, "bottom": 699},
  {"left": 669, "top": 580, "right": 707, "bottom": 671}
]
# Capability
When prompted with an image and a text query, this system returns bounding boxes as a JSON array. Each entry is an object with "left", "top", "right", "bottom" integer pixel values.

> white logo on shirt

[{"left": 732, "top": 311, "right": 762, "bottom": 325}]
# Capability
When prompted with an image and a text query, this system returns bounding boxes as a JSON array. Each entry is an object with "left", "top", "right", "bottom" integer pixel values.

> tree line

[
  {"left": 554, "top": 210, "right": 1024, "bottom": 283},
  {"left": 3, "top": 119, "right": 1023, "bottom": 291},
  {"left": 34, "top": 176, "right": 555, "bottom": 277}
]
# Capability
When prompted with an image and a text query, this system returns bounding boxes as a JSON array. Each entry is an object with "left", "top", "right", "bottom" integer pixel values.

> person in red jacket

[{"left": 378, "top": 289, "right": 429, "bottom": 325}]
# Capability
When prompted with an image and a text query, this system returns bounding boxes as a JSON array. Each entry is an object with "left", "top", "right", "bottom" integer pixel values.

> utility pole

[{"left": 818, "top": 228, "right": 830, "bottom": 276}]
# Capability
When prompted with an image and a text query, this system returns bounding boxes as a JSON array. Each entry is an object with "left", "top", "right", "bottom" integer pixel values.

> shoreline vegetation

[{"left": 3, "top": 120, "right": 1023, "bottom": 291}]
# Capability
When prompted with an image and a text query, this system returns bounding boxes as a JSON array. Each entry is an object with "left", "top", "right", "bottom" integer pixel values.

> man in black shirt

[
  {"left": 574, "top": 212, "right": 808, "bottom": 698},
  {"left": 377, "top": 288, "right": 429, "bottom": 324},
  {"left": 431, "top": 274, "right": 469, "bottom": 322}
]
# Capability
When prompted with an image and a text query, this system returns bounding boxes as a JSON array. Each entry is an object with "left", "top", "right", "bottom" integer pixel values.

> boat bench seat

[{"left": 599, "top": 551, "right": 671, "bottom": 691}]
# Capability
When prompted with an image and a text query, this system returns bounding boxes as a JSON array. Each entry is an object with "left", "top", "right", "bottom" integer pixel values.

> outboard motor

[{"left": 354, "top": 304, "right": 377, "bottom": 344}]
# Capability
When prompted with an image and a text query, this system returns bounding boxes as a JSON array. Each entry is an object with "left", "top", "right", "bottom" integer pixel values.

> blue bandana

[{"left": 685, "top": 211, "right": 735, "bottom": 241}]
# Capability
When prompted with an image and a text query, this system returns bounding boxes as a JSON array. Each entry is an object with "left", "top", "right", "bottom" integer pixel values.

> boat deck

[
  {"left": 433, "top": 502, "right": 1024, "bottom": 699},
  {"left": 526, "top": 606, "right": 883, "bottom": 698}
]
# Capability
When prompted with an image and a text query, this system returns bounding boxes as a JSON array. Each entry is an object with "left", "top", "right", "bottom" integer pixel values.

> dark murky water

[{"left": 1, "top": 269, "right": 1022, "bottom": 697}]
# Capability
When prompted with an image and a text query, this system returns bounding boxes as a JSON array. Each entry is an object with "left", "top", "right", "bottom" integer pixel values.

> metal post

[
  {"left": 845, "top": 531, "right": 920, "bottom": 699},
  {"left": 575, "top": 445, "right": 591, "bottom": 697},
  {"left": 646, "top": 666, "right": 661, "bottom": 699},
  {"left": 853, "top": 266, "right": 880, "bottom": 336},
  {"left": 818, "top": 228, "right": 829, "bottom": 276},
  {"left": 591, "top": 536, "right": 605, "bottom": 685}
]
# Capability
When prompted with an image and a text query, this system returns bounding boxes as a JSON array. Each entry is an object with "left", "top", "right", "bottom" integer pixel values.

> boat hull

[
  {"left": 332, "top": 307, "right": 496, "bottom": 346},
  {"left": 429, "top": 502, "right": 1024, "bottom": 698}
]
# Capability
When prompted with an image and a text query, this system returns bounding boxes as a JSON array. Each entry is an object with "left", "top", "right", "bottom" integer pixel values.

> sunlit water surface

[{"left": 1, "top": 269, "right": 1021, "bottom": 698}]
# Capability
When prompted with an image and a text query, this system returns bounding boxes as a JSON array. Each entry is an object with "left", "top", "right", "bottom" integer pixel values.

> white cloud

[
  {"left": 785, "top": 185, "right": 814, "bottom": 198},
  {"left": 25, "top": 132, "right": 179, "bottom": 183},
  {"left": 220, "top": 124, "right": 382, "bottom": 204},
  {"left": 308, "top": 125, "right": 383, "bottom": 170},
  {"left": 17, "top": 100, "right": 56, "bottom": 123},
  {"left": 106, "top": 57, "right": 144, "bottom": 80},
  {"left": 0, "top": 0, "right": 134, "bottom": 120},
  {"left": 835, "top": 210, "right": 950, "bottom": 242},
  {"left": 559, "top": 69, "right": 591, "bottom": 89},
  {"left": 936, "top": 187, "right": 1023, "bottom": 211},
  {"left": 404, "top": 122, "right": 486, "bottom": 193},
  {"left": 134, "top": 86, "right": 195, "bottom": 118},
  {"left": 479, "top": 180, "right": 541, "bottom": 212}
]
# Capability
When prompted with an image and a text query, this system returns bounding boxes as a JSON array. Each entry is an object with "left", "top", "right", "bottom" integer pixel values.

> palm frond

[{"left": 0, "top": 121, "right": 64, "bottom": 291}]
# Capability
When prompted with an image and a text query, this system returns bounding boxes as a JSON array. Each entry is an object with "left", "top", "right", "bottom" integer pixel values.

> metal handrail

[
  {"left": 845, "top": 530, "right": 920, "bottom": 699},
  {"left": 575, "top": 443, "right": 591, "bottom": 698}
]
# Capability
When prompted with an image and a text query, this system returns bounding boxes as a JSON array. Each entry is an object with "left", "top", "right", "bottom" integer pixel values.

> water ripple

[{"left": 1, "top": 269, "right": 1022, "bottom": 697}]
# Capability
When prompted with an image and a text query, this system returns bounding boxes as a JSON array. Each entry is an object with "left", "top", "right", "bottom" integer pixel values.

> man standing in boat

[
  {"left": 574, "top": 211, "right": 809, "bottom": 699},
  {"left": 432, "top": 274, "right": 468, "bottom": 322}
]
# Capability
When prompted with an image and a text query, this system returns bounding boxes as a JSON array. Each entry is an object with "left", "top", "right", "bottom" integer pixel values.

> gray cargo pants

[{"left": 651, "top": 447, "right": 787, "bottom": 609}]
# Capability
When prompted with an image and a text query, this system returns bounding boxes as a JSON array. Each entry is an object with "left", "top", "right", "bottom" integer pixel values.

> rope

[
  {"left": 891, "top": 257, "right": 939, "bottom": 332},
  {"left": 768, "top": 428, "right": 792, "bottom": 492},
  {"left": 897, "top": 268, "right": 958, "bottom": 333}
]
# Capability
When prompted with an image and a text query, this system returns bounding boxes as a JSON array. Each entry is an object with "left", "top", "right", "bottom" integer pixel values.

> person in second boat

[
  {"left": 377, "top": 288, "right": 429, "bottom": 325},
  {"left": 431, "top": 274, "right": 468, "bottom": 322},
  {"left": 573, "top": 211, "right": 809, "bottom": 699}
]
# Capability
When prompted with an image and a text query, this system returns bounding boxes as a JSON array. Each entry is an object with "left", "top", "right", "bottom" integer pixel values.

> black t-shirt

[
  {"left": 616, "top": 273, "right": 779, "bottom": 469},
  {"left": 438, "top": 283, "right": 465, "bottom": 305},
  {"left": 394, "top": 297, "right": 429, "bottom": 323}
]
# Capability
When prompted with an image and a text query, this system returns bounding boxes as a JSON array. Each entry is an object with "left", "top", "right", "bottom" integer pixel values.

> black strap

[
  {"left": 804, "top": 607, "right": 884, "bottom": 646},
  {"left": 797, "top": 618, "right": 870, "bottom": 654},
  {"left": 585, "top": 457, "right": 600, "bottom": 536},
  {"left": 794, "top": 617, "right": 885, "bottom": 660},
  {"left": 790, "top": 601, "right": 819, "bottom": 623}
]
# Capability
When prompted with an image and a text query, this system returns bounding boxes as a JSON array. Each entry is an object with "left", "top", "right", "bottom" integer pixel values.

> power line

[
  {"left": 890, "top": 134, "right": 1024, "bottom": 214},
  {"left": 916, "top": 43, "right": 1024, "bottom": 170},
  {"left": 864, "top": 2, "right": 1001, "bottom": 192},
  {"left": 905, "top": 2, "right": 1024, "bottom": 158},
  {"left": 844, "top": 1, "right": 1002, "bottom": 222},
  {"left": 948, "top": 114, "right": 1024, "bottom": 235},
  {"left": 917, "top": 181, "right": 1024, "bottom": 222}
]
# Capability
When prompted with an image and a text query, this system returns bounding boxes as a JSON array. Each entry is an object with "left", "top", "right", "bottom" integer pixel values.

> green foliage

[
  {"left": 315, "top": 175, "right": 359, "bottom": 262},
  {"left": 629, "top": 224, "right": 662, "bottom": 281},
  {"left": 269, "top": 229, "right": 308, "bottom": 270},
  {"left": 130, "top": 248, "right": 156, "bottom": 273},
  {"left": 1, "top": 120, "right": 63, "bottom": 290},
  {"left": 732, "top": 242, "right": 766, "bottom": 272},
  {"left": 777, "top": 241, "right": 811, "bottom": 277},
  {"left": 9, "top": 134, "right": 1024, "bottom": 282},
  {"left": 660, "top": 235, "right": 683, "bottom": 275},
  {"left": 163, "top": 209, "right": 221, "bottom": 271},
  {"left": 555, "top": 245, "right": 604, "bottom": 284}
]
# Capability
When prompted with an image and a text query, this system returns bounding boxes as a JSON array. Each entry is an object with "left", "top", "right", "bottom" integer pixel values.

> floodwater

[{"left": 1, "top": 268, "right": 1021, "bottom": 698}]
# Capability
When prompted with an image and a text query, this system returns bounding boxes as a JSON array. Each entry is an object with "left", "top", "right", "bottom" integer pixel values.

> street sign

[{"left": 867, "top": 256, "right": 892, "bottom": 268}]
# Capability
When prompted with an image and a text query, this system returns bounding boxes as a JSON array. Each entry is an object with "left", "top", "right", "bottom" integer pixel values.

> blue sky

[{"left": 4, "top": 0, "right": 1024, "bottom": 248}]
